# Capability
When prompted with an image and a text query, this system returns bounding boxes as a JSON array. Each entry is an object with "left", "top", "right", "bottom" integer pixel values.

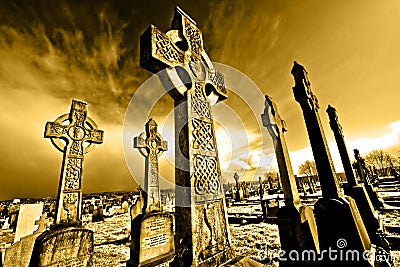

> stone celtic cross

[
  {"left": 291, "top": 61, "right": 342, "bottom": 199},
  {"left": 261, "top": 95, "right": 301, "bottom": 206},
  {"left": 44, "top": 99, "right": 103, "bottom": 225},
  {"left": 134, "top": 118, "right": 168, "bottom": 212},
  {"left": 140, "top": 7, "right": 233, "bottom": 266},
  {"left": 326, "top": 105, "right": 358, "bottom": 187}
]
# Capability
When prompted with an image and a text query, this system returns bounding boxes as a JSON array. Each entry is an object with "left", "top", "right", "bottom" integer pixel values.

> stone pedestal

[{"left": 29, "top": 228, "right": 94, "bottom": 266}]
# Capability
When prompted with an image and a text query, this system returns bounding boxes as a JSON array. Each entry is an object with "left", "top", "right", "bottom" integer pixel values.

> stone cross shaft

[
  {"left": 140, "top": 7, "right": 233, "bottom": 265},
  {"left": 353, "top": 149, "right": 369, "bottom": 184},
  {"left": 261, "top": 95, "right": 301, "bottom": 206},
  {"left": 291, "top": 61, "right": 343, "bottom": 199},
  {"left": 44, "top": 99, "right": 103, "bottom": 225},
  {"left": 134, "top": 118, "right": 168, "bottom": 212},
  {"left": 326, "top": 105, "right": 358, "bottom": 187}
]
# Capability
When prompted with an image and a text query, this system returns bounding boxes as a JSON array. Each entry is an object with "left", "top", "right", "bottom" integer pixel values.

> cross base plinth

[
  {"left": 277, "top": 204, "right": 319, "bottom": 267},
  {"left": 344, "top": 185, "right": 390, "bottom": 251},
  {"left": 172, "top": 199, "right": 235, "bottom": 267},
  {"left": 314, "top": 196, "right": 373, "bottom": 266}
]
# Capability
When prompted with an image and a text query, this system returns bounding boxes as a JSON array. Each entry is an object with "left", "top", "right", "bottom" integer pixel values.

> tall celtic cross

[
  {"left": 44, "top": 99, "right": 103, "bottom": 225},
  {"left": 326, "top": 105, "right": 358, "bottom": 187},
  {"left": 291, "top": 61, "right": 342, "bottom": 199},
  {"left": 261, "top": 95, "right": 301, "bottom": 206},
  {"left": 140, "top": 7, "right": 233, "bottom": 266},
  {"left": 134, "top": 118, "right": 167, "bottom": 213}
]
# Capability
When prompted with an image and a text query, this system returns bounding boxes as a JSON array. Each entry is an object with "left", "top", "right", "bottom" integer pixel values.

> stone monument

[
  {"left": 29, "top": 99, "right": 103, "bottom": 266},
  {"left": 233, "top": 173, "right": 243, "bottom": 202},
  {"left": 3, "top": 213, "right": 48, "bottom": 267},
  {"left": 353, "top": 149, "right": 385, "bottom": 209},
  {"left": 262, "top": 95, "right": 319, "bottom": 265},
  {"left": 140, "top": 6, "right": 261, "bottom": 267},
  {"left": 291, "top": 61, "right": 372, "bottom": 265},
  {"left": 44, "top": 99, "right": 104, "bottom": 225},
  {"left": 128, "top": 118, "right": 174, "bottom": 267},
  {"left": 14, "top": 203, "right": 44, "bottom": 243},
  {"left": 327, "top": 105, "right": 386, "bottom": 248}
]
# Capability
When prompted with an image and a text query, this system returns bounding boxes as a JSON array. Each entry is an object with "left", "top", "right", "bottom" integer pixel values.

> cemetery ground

[{"left": 2, "top": 185, "right": 400, "bottom": 266}]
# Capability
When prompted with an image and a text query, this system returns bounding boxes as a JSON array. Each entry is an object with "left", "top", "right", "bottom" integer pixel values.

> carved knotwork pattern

[
  {"left": 149, "top": 155, "right": 159, "bottom": 184},
  {"left": 154, "top": 31, "right": 184, "bottom": 64},
  {"left": 65, "top": 158, "right": 82, "bottom": 190},
  {"left": 191, "top": 83, "right": 211, "bottom": 119},
  {"left": 209, "top": 70, "right": 226, "bottom": 94},
  {"left": 70, "top": 141, "right": 83, "bottom": 156},
  {"left": 184, "top": 18, "right": 202, "bottom": 59},
  {"left": 193, "top": 155, "right": 220, "bottom": 195},
  {"left": 63, "top": 193, "right": 78, "bottom": 204},
  {"left": 49, "top": 123, "right": 67, "bottom": 135},
  {"left": 72, "top": 106, "right": 86, "bottom": 126},
  {"left": 88, "top": 130, "right": 102, "bottom": 142},
  {"left": 192, "top": 118, "right": 214, "bottom": 152}
]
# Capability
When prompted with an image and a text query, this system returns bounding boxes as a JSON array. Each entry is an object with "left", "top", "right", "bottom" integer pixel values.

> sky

[{"left": 1, "top": 0, "right": 400, "bottom": 200}]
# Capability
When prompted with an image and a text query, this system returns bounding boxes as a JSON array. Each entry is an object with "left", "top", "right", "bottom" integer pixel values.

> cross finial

[{"left": 140, "top": 6, "right": 228, "bottom": 104}]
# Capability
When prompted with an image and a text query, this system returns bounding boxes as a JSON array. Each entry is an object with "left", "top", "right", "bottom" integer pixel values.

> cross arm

[
  {"left": 261, "top": 95, "right": 287, "bottom": 139},
  {"left": 44, "top": 121, "right": 68, "bottom": 138},
  {"left": 84, "top": 129, "right": 104, "bottom": 144},
  {"left": 140, "top": 24, "right": 185, "bottom": 74},
  {"left": 160, "top": 140, "right": 168, "bottom": 152},
  {"left": 133, "top": 134, "right": 146, "bottom": 149}
]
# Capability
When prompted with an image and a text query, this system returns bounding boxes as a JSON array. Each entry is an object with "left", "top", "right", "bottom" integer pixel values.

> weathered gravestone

[
  {"left": 327, "top": 105, "right": 388, "bottom": 249},
  {"left": 29, "top": 99, "right": 103, "bottom": 266},
  {"left": 3, "top": 213, "right": 48, "bottom": 267},
  {"left": 140, "top": 7, "right": 262, "bottom": 266},
  {"left": 353, "top": 149, "right": 385, "bottom": 209},
  {"left": 262, "top": 95, "right": 319, "bottom": 266},
  {"left": 29, "top": 228, "right": 94, "bottom": 266},
  {"left": 233, "top": 173, "right": 243, "bottom": 202},
  {"left": 14, "top": 203, "right": 44, "bottom": 243},
  {"left": 291, "top": 61, "right": 372, "bottom": 266},
  {"left": 127, "top": 118, "right": 174, "bottom": 267}
]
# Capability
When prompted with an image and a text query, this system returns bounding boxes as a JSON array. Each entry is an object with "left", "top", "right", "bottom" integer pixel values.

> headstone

[
  {"left": 3, "top": 213, "right": 49, "bottom": 267},
  {"left": 261, "top": 95, "right": 319, "bottom": 266},
  {"left": 291, "top": 61, "right": 372, "bottom": 265},
  {"left": 44, "top": 99, "right": 104, "bottom": 225},
  {"left": 14, "top": 203, "right": 44, "bottom": 243},
  {"left": 258, "top": 177, "right": 264, "bottom": 198},
  {"left": 122, "top": 201, "right": 130, "bottom": 213},
  {"left": 327, "top": 105, "right": 387, "bottom": 249},
  {"left": 353, "top": 149, "right": 385, "bottom": 209},
  {"left": 140, "top": 7, "right": 241, "bottom": 266},
  {"left": 1, "top": 217, "right": 10, "bottom": 230},
  {"left": 29, "top": 228, "right": 93, "bottom": 266},
  {"left": 233, "top": 173, "right": 244, "bottom": 202},
  {"left": 128, "top": 119, "right": 174, "bottom": 267}
]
